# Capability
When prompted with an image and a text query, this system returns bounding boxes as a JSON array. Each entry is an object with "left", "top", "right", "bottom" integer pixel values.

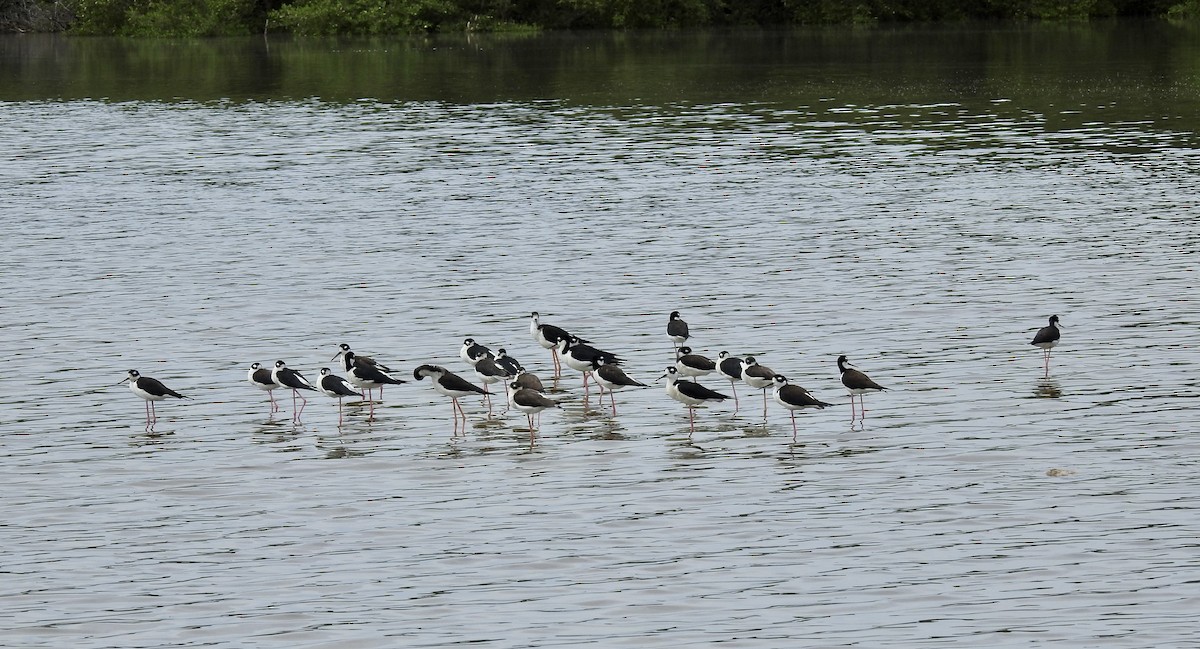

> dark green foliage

[
  {"left": 268, "top": 0, "right": 457, "bottom": 34},
  {"left": 1, "top": 0, "right": 74, "bottom": 31},
  {"left": 23, "top": 0, "right": 1200, "bottom": 35},
  {"left": 69, "top": 0, "right": 265, "bottom": 35}
]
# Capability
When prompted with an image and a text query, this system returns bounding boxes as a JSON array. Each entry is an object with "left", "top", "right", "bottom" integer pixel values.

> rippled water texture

[{"left": 2, "top": 25, "right": 1199, "bottom": 648}]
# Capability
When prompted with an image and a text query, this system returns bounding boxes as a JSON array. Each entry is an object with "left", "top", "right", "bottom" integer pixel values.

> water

[{"left": 3, "top": 24, "right": 1200, "bottom": 647}]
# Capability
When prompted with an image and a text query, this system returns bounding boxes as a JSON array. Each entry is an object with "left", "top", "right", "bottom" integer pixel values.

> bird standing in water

[
  {"left": 667, "top": 310, "right": 690, "bottom": 351},
  {"left": 120, "top": 369, "right": 189, "bottom": 429},
  {"left": 837, "top": 355, "right": 886, "bottom": 422},
  {"left": 1030, "top": 315, "right": 1062, "bottom": 376}
]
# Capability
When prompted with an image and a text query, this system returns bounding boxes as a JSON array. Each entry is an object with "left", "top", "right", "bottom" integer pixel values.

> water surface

[{"left": 2, "top": 23, "right": 1199, "bottom": 648}]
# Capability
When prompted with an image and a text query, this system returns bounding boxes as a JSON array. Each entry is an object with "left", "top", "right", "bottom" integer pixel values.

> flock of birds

[{"left": 119, "top": 312, "right": 1064, "bottom": 440}]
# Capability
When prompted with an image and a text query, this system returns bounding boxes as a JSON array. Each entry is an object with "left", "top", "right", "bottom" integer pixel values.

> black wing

[
  {"left": 679, "top": 353, "right": 715, "bottom": 371},
  {"left": 718, "top": 357, "right": 743, "bottom": 379},
  {"left": 144, "top": 376, "right": 188, "bottom": 399},
  {"left": 513, "top": 389, "right": 558, "bottom": 409},
  {"left": 322, "top": 374, "right": 360, "bottom": 397},
  {"left": 441, "top": 371, "right": 489, "bottom": 394},
  {"left": 355, "top": 364, "right": 407, "bottom": 385},
  {"left": 780, "top": 384, "right": 831, "bottom": 408},
  {"left": 676, "top": 381, "right": 728, "bottom": 401}
]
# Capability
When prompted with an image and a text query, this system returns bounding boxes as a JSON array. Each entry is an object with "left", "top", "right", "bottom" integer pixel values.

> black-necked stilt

[
  {"left": 119, "top": 369, "right": 189, "bottom": 428},
  {"left": 557, "top": 336, "right": 622, "bottom": 401},
  {"left": 333, "top": 343, "right": 395, "bottom": 398},
  {"left": 342, "top": 351, "right": 406, "bottom": 420},
  {"left": 247, "top": 362, "right": 280, "bottom": 414},
  {"left": 675, "top": 346, "right": 715, "bottom": 381},
  {"left": 472, "top": 351, "right": 511, "bottom": 416},
  {"left": 772, "top": 374, "right": 832, "bottom": 439},
  {"left": 494, "top": 348, "right": 523, "bottom": 376},
  {"left": 740, "top": 356, "right": 778, "bottom": 421},
  {"left": 272, "top": 360, "right": 317, "bottom": 422},
  {"left": 657, "top": 366, "right": 729, "bottom": 435},
  {"left": 509, "top": 381, "right": 560, "bottom": 442},
  {"left": 715, "top": 351, "right": 743, "bottom": 413},
  {"left": 460, "top": 338, "right": 493, "bottom": 368},
  {"left": 1030, "top": 315, "right": 1062, "bottom": 376},
  {"left": 413, "top": 364, "right": 489, "bottom": 433},
  {"left": 335, "top": 351, "right": 374, "bottom": 401},
  {"left": 837, "top": 355, "right": 886, "bottom": 422},
  {"left": 667, "top": 310, "right": 690, "bottom": 351},
  {"left": 592, "top": 357, "right": 648, "bottom": 416},
  {"left": 318, "top": 368, "right": 360, "bottom": 426},
  {"left": 530, "top": 312, "right": 583, "bottom": 378},
  {"left": 513, "top": 366, "right": 546, "bottom": 393}
]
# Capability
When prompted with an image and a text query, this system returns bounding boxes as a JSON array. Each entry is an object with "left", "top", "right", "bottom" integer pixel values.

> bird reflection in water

[{"left": 1034, "top": 378, "right": 1062, "bottom": 399}]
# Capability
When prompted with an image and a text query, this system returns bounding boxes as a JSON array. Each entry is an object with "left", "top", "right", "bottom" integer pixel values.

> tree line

[{"left": 2, "top": 0, "right": 1198, "bottom": 36}]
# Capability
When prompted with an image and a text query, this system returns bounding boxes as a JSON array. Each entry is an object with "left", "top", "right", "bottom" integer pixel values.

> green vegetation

[{"left": 1, "top": 0, "right": 1196, "bottom": 35}]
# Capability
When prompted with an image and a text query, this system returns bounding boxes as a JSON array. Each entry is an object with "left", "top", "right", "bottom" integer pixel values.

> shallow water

[{"left": 2, "top": 24, "right": 1200, "bottom": 647}]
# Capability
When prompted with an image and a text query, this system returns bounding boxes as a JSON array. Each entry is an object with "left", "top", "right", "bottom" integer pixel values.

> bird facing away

[
  {"left": 413, "top": 364, "right": 488, "bottom": 433},
  {"left": 318, "top": 367, "right": 361, "bottom": 426},
  {"left": 120, "top": 369, "right": 189, "bottom": 429},
  {"left": 247, "top": 362, "right": 280, "bottom": 414},
  {"left": 658, "top": 366, "right": 729, "bottom": 435},
  {"left": 772, "top": 374, "right": 832, "bottom": 439},
  {"left": 667, "top": 310, "right": 690, "bottom": 350},
  {"left": 1030, "top": 315, "right": 1062, "bottom": 376},
  {"left": 837, "top": 355, "right": 886, "bottom": 422}
]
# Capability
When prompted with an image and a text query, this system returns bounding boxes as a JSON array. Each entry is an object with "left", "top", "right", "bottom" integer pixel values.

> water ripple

[{"left": 2, "top": 94, "right": 1199, "bottom": 648}]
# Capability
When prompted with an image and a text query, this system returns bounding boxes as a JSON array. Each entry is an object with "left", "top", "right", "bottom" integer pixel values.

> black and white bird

[
  {"left": 675, "top": 346, "right": 716, "bottom": 381},
  {"left": 272, "top": 360, "right": 317, "bottom": 422},
  {"left": 318, "top": 367, "right": 361, "bottom": 426},
  {"left": 530, "top": 312, "right": 582, "bottom": 378},
  {"left": 740, "top": 356, "right": 778, "bottom": 421},
  {"left": 772, "top": 374, "right": 832, "bottom": 438},
  {"left": 658, "top": 366, "right": 730, "bottom": 435},
  {"left": 837, "top": 355, "right": 887, "bottom": 421},
  {"left": 460, "top": 338, "right": 493, "bottom": 368},
  {"left": 715, "top": 351, "right": 743, "bottom": 413},
  {"left": 512, "top": 366, "right": 546, "bottom": 394},
  {"left": 413, "top": 364, "right": 489, "bottom": 432},
  {"left": 247, "top": 362, "right": 280, "bottom": 414},
  {"left": 508, "top": 381, "right": 560, "bottom": 441},
  {"left": 592, "top": 357, "right": 648, "bottom": 416},
  {"left": 341, "top": 351, "right": 406, "bottom": 416},
  {"left": 556, "top": 336, "right": 622, "bottom": 398},
  {"left": 119, "top": 369, "right": 189, "bottom": 428},
  {"left": 494, "top": 348, "right": 523, "bottom": 376},
  {"left": 332, "top": 343, "right": 395, "bottom": 399},
  {"left": 472, "top": 351, "right": 512, "bottom": 416},
  {"left": 1030, "top": 315, "right": 1062, "bottom": 376},
  {"left": 667, "top": 310, "right": 690, "bottom": 351}
]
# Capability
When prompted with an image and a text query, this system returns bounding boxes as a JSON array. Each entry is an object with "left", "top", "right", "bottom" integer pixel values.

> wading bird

[
  {"left": 837, "top": 355, "right": 886, "bottom": 422},
  {"left": 120, "top": 369, "right": 189, "bottom": 429}
]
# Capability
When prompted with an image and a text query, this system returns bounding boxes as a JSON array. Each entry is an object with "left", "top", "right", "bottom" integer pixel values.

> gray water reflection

[{"left": 3, "top": 25, "right": 1200, "bottom": 648}]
